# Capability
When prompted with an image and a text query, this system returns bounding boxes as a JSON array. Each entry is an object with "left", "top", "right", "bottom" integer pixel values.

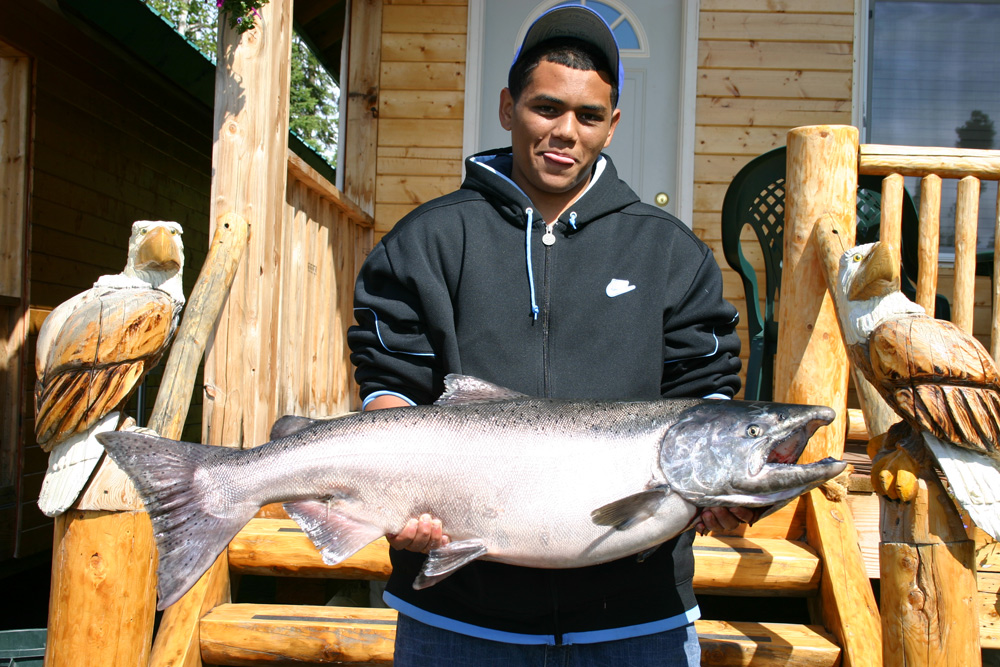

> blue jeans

[{"left": 393, "top": 614, "right": 701, "bottom": 666}]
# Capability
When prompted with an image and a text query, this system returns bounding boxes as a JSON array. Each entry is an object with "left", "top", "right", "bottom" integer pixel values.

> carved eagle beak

[
  {"left": 848, "top": 241, "right": 900, "bottom": 301},
  {"left": 136, "top": 226, "right": 182, "bottom": 272}
]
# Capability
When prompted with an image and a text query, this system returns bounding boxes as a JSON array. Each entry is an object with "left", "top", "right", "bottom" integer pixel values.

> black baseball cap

[{"left": 509, "top": 5, "right": 625, "bottom": 107}]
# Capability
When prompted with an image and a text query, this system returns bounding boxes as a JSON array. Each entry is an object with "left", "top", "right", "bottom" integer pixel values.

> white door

[{"left": 469, "top": 0, "right": 691, "bottom": 218}]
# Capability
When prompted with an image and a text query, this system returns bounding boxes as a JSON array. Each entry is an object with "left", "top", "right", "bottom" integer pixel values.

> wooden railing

[
  {"left": 143, "top": 150, "right": 373, "bottom": 667},
  {"left": 784, "top": 125, "right": 1000, "bottom": 666},
  {"left": 281, "top": 150, "right": 374, "bottom": 417}
]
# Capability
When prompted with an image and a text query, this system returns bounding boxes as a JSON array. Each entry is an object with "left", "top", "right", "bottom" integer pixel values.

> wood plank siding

[
  {"left": 1, "top": 0, "right": 215, "bottom": 560},
  {"left": 374, "top": 0, "right": 468, "bottom": 238},
  {"left": 694, "top": 0, "right": 855, "bottom": 394}
]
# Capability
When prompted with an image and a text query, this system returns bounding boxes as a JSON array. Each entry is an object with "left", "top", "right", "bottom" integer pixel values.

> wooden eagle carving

[
  {"left": 834, "top": 240, "right": 1000, "bottom": 539},
  {"left": 35, "top": 220, "right": 185, "bottom": 517}
]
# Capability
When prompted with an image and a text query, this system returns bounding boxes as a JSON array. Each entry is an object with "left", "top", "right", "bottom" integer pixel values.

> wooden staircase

[{"left": 194, "top": 500, "right": 846, "bottom": 666}]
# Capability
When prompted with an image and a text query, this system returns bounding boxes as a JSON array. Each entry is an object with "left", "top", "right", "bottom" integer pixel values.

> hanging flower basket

[{"left": 216, "top": 0, "right": 270, "bottom": 33}]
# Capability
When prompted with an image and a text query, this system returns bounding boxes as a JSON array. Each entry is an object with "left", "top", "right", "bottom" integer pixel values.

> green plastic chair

[{"left": 721, "top": 146, "right": 947, "bottom": 401}]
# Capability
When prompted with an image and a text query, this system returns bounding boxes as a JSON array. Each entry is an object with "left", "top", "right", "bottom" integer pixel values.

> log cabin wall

[
  {"left": 372, "top": 0, "right": 469, "bottom": 241},
  {"left": 692, "top": 0, "right": 855, "bottom": 394},
  {"left": 1, "top": 0, "right": 214, "bottom": 563}
]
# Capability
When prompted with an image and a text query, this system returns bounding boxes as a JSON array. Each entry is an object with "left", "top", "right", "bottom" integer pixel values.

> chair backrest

[
  {"left": 721, "top": 147, "right": 935, "bottom": 400},
  {"left": 720, "top": 147, "right": 787, "bottom": 401}
]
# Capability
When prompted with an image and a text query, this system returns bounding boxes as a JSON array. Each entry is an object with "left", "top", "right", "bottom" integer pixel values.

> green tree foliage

[
  {"left": 290, "top": 35, "right": 338, "bottom": 161},
  {"left": 144, "top": 0, "right": 339, "bottom": 164},
  {"left": 956, "top": 110, "right": 996, "bottom": 150}
]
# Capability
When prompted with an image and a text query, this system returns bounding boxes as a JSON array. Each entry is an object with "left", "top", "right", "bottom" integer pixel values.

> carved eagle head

[
  {"left": 835, "top": 241, "right": 923, "bottom": 346},
  {"left": 123, "top": 220, "right": 185, "bottom": 301}
]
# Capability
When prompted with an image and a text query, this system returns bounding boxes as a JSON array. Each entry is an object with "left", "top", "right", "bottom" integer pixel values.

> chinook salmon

[{"left": 98, "top": 374, "right": 843, "bottom": 610}]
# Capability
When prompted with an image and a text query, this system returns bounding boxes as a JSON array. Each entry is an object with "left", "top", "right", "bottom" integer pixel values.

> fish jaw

[{"left": 659, "top": 400, "right": 843, "bottom": 508}]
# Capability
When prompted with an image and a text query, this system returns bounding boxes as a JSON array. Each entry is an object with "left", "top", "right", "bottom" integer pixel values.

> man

[{"left": 348, "top": 5, "right": 746, "bottom": 665}]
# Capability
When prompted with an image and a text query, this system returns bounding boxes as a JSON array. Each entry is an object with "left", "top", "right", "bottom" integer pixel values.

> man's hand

[
  {"left": 694, "top": 506, "right": 755, "bottom": 534},
  {"left": 387, "top": 513, "right": 450, "bottom": 553}
]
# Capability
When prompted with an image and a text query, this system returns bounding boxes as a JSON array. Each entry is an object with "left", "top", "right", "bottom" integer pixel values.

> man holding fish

[{"left": 349, "top": 4, "right": 747, "bottom": 665}]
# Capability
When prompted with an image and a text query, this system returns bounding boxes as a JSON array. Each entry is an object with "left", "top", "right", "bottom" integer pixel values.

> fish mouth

[{"left": 739, "top": 406, "right": 845, "bottom": 504}]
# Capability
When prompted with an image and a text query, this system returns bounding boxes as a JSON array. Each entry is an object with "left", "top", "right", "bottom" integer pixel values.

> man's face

[{"left": 500, "top": 60, "right": 621, "bottom": 217}]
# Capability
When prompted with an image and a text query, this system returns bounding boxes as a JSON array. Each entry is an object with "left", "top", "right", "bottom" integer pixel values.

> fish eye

[
  {"left": 746, "top": 424, "right": 763, "bottom": 437},
  {"left": 851, "top": 253, "right": 862, "bottom": 262},
  {"left": 139, "top": 228, "right": 148, "bottom": 235},
  {"left": 170, "top": 228, "right": 178, "bottom": 235}
]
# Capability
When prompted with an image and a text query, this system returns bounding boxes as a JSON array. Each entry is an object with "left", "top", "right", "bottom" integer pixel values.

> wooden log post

[
  {"left": 804, "top": 127, "right": 981, "bottom": 666},
  {"left": 779, "top": 125, "right": 883, "bottom": 667},
  {"left": 343, "top": 0, "right": 382, "bottom": 219},
  {"left": 45, "top": 510, "right": 157, "bottom": 667},
  {"left": 148, "top": 1, "right": 295, "bottom": 666}
]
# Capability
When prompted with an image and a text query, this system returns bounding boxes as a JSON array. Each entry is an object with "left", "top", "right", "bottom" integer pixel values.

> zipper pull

[{"left": 542, "top": 222, "right": 556, "bottom": 246}]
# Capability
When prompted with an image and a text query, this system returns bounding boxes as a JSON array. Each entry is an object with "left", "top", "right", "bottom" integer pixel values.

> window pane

[{"left": 869, "top": 1, "right": 1000, "bottom": 250}]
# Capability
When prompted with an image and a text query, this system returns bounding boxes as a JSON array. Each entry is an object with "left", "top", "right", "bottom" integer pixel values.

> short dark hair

[{"left": 508, "top": 38, "right": 619, "bottom": 109}]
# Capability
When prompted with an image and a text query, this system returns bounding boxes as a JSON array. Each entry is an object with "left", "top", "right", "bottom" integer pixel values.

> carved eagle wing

[
  {"left": 34, "top": 286, "right": 181, "bottom": 451},
  {"left": 864, "top": 314, "right": 1000, "bottom": 459}
]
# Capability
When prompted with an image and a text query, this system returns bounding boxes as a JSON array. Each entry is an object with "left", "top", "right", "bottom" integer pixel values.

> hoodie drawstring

[{"left": 525, "top": 208, "right": 540, "bottom": 320}]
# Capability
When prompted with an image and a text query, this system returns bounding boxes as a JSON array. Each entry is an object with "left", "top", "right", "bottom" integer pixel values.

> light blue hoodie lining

[
  {"left": 361, "top": 390, "right": 416, "bottom": 410},
  {"left": 664, "top": 312, "right": 740, "bottom": 366},
  {"left": 354, "top": 307, "right": 436, "bottom": 358}
]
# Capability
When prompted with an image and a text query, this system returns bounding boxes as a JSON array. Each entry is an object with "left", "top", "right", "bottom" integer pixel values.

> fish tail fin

[{"left": 98, "top": 430, "right": 254, "bottom": 610}]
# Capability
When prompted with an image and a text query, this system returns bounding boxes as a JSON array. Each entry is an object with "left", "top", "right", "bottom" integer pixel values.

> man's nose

[{"left": 551, "top": 112, "right": 578, "bottom": 141}]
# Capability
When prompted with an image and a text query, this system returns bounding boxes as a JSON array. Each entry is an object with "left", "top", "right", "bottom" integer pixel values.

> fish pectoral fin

[
  {"left": 591, "top": 487, "right": 672, "bottom": 531},
  {"left": 284, "top": 499, "right": 384, "bottom": 566},
  {"left": 413, "top": 538, "right": 489, "bottom": 590}
]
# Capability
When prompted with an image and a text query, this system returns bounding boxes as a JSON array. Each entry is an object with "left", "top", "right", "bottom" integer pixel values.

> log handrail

[{"left": 786, "top": 125, "right": 999, "bottom": 666}]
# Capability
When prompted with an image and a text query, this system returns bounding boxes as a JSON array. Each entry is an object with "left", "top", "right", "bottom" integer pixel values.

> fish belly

[{"left": 268, "top": 422, "right": 694, "bottom": 569}]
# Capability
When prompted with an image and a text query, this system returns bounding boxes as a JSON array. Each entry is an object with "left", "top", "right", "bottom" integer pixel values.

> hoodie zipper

[{"left": 542, "top": 224, "right": 554, "bottom": 396}]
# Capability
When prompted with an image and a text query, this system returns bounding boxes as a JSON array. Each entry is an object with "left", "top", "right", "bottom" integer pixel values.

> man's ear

[
  {"left": 603, "top": 107, "right": 622, "bottom": 149},
  {"left": 499, "top": 88, "right": 514, "bottom": 131}
]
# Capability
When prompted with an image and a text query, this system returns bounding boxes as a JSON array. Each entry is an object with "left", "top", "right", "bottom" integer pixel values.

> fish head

[{"left": 659, "top": 400, "right": 845, "bottom": 509}]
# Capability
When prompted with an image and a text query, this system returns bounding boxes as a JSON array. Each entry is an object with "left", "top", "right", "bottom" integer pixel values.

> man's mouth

[{"left": 543, "top": 152, "right": 575, "bottom": 165}]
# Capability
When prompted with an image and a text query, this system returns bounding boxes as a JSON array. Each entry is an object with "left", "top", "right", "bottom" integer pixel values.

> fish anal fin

[
  {"left": 413, "top": 538, "right": 489, "bottom": 590},
  {"left": 434, "top": 375, "right": 530, "bottom": 406},
  {"left": 591, "top": 487, "right": 671, "bottom": 531},
  {"left": 284, "top": 499, "right": 385, "bottom": 566}
]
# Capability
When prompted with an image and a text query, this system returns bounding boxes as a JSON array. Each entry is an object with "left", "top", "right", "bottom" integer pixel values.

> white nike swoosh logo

[{"left": 606, "top": 279, "right": 637, "bottom": 298}]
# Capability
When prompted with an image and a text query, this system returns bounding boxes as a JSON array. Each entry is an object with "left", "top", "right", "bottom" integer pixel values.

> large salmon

[{"left": 98, "top": 374, "right": 843, "bottom": 610}]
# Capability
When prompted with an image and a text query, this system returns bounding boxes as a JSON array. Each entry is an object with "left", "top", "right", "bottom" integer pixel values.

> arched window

[{"left": 515, "top": 0, "right": 649, "bottom": 58}]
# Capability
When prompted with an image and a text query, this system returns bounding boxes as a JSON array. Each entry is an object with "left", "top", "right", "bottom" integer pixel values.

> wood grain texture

[
  {"left": 0, "top": 54, "right": 29, "bottom": 300},
  {"left": 782, "top": 126, "right": 883, "bottom": 667},
  {"left": 344, "top": 0, "right": 382, "bottom": 216},
  {"left": 45, "top": 510, "right": 156, "bottom": 667}
]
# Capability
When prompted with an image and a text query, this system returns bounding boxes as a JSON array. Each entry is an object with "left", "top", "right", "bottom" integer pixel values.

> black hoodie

[{"left": 348, "top": 150, "right": 741, "bottom": 644}]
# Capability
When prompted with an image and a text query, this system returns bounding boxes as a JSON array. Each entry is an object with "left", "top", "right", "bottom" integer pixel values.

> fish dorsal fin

[
  {"left": 269, "top": 415, "right": 319, "bottom": 440},
  {"left": 414, "top": 538, "right": 489, "bottom": 589},
  {"left": 591, "top": 487, "right": 672, "bottom": 531},
  {"left": 434, "top": 374, "right": 530, "bottom": 406}
]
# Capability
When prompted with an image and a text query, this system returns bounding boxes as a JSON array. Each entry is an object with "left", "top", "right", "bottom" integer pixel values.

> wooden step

[
  {"left": 230, "top": 518, "right": 822, "bottom": 595},
  {"left": 230, "top": 518, "right": 392, "bottom": 580},
  {"left": 200, "top": 603, "right": 842, "bottom": 666}
]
